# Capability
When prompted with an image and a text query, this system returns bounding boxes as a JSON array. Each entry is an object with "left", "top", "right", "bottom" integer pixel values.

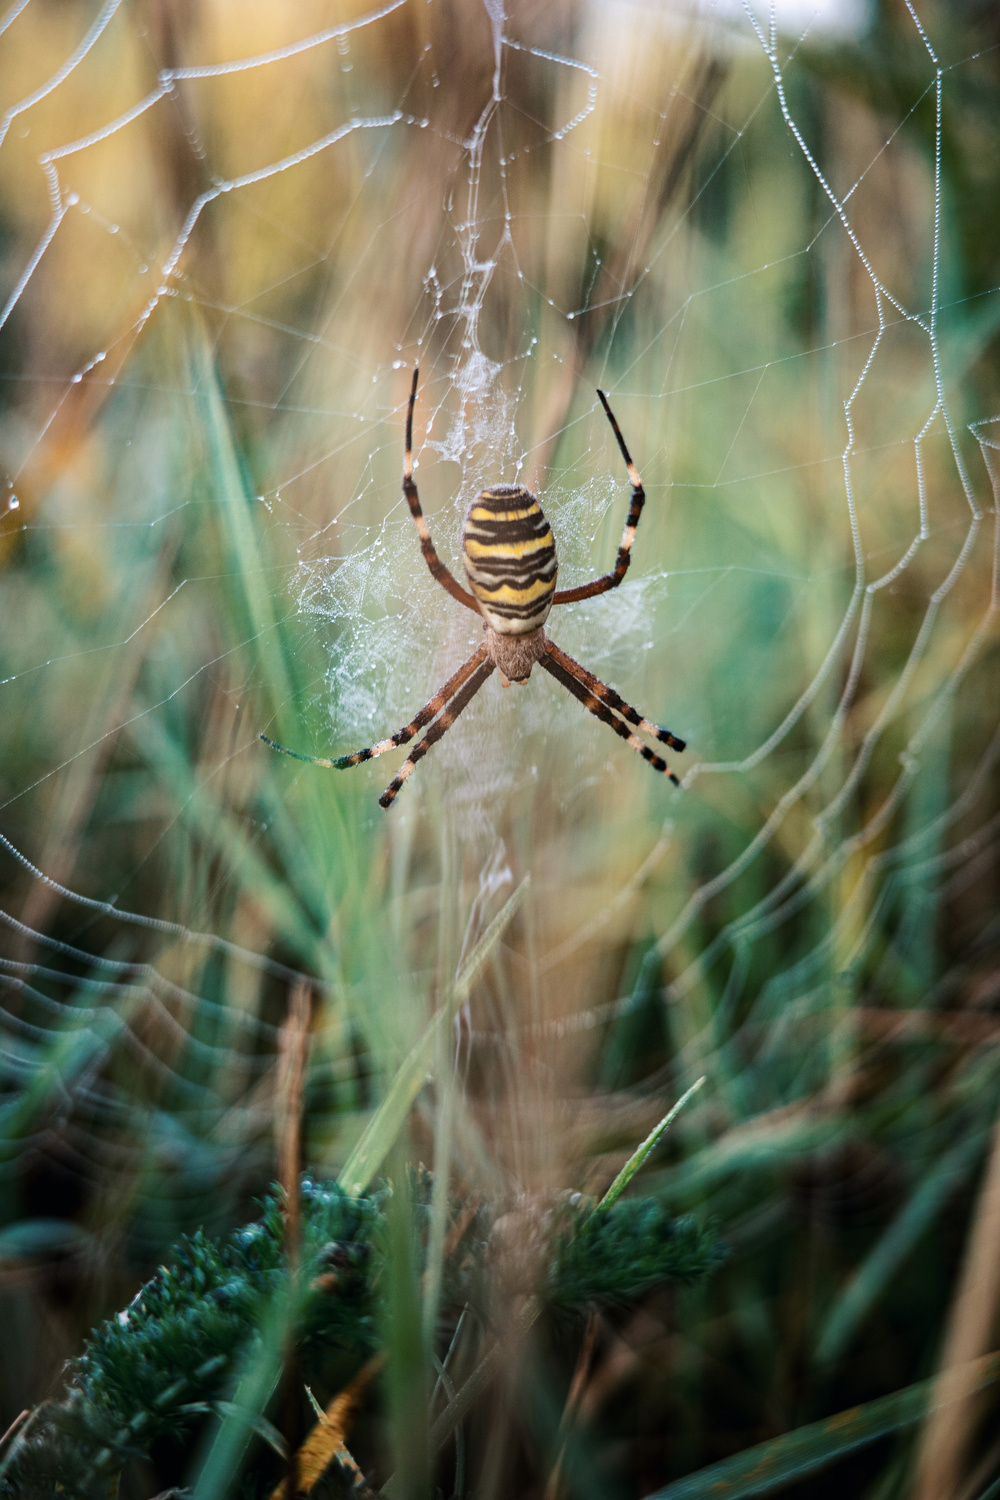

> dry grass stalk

[
  {"left": 268, "top": 1355, "right": 382, "bottom": 1500},
  {"left": 911, "top": 1109, "right": 1000, "bottom": 1500},
  {"left": 276, "top": 980, "right": 313, "bottom": 1261}
]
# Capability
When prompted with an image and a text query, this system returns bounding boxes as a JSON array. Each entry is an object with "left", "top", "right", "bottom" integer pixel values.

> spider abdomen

[{"left": 462, "top": 485, "right": 557, "bottom": 635}]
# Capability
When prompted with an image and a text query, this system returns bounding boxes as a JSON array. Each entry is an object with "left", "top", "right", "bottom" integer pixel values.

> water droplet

[
  {"left": 66, "top": 192, "right": 79, "bottom": 207},
  {"left": 109, "top": 223, "right": 119, "bottom": 234},
  {"left": 8, "top": 496, "right": 19, "bottom": 511},
  {"left": 71, "top": 373, "right": 82, "bottom": 384}
]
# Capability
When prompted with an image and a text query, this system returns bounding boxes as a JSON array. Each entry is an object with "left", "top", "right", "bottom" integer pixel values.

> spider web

[{"left": 0, "top": 0, "right": 997, "bottom": 1264}]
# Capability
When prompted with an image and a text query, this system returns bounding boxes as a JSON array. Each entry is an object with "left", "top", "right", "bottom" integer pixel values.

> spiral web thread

[{"left": 0, "top": 0, "right": 996, "bottom": 1238}]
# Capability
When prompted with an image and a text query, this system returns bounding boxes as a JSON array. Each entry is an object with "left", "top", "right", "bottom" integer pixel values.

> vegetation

[
  {"left": 0, "top": 1179, "right": 723, "bottom": 1496},
  {"left": 0, "top": 0, "right": 998, "bottom": 1496}
]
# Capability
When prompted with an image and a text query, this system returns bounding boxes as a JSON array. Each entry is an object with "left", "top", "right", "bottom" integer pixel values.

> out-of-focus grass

[{"left": 0, "top": 0, "right": 999, "bottom": 1495}]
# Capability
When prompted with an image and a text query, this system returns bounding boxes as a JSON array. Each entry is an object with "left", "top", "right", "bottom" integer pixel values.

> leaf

[
  {"left": 210, "top": 1404, "right": 287, "bottom": 1458},
  {"left": 268, "top": 1357, "right": 381, "bottom": 1498},
  {"left": 0, "top": 1218, "right": 91, "bottom": 1258},
  {"left": 190, "top": 1314, "right": 287, "bottom": 1500},
  {"left": 337, "top": 879, "right": 528, "bottom": 1196},
  {"left": 641, "top": 1352, "right": 1000, "bottom": 1499},
  {"left": 595, "top": 1077, "right": 706, "bottom": 1213},
  {"left": 816, "top": 1132, "right": 984, "bottom": 1365}
]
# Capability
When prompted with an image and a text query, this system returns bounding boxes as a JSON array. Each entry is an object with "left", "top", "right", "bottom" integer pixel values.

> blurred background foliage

[{"left": 0, "top": 0, "right": 999, "bottom": 1495}]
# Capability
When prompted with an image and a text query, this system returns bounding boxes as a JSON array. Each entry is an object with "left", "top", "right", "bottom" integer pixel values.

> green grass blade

[
  {"left": 596, "top": 1076, "right": 706, "bottom": 1213},
  {"left": 816, "top": 1132, "right": 986, "bottom": 1365},
  {"left": 337, "top": 878, "right": 528, "bottom": 1196},
  {"left": 643, "top": 1352, "right": 1000, "bottom": 1500},
  {"left": 189, "top": 1304, "right": 287, "bottom": 1500}
]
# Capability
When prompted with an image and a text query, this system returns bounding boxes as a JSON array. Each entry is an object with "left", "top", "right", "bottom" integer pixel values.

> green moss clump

[
  {"left": 549, "top": 1196, "right": 726, "bottom": 1313},
  {"left": 0, "top": 1180, "right": 722, "bottom": 1498},
  {"left": 0, "top": 1179, "right": 383, "bottom": 1500}
]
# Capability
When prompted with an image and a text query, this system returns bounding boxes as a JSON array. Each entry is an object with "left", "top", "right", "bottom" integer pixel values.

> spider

[{"left": 261, "top": 367, "right": 685, "bottom": 809}]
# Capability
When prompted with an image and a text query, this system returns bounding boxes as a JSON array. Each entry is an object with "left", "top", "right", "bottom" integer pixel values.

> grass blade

[
  {"left": 596, "top": 1076, "right": 706, "bottom": 1213},
  {"left": 643, "top": 1351, "right": 1000, "bottom": 1500},
  {"left": 337, "top": 878, "right": 528, "bottom": 1196},
  {"left": 816, "top": 1132, "right": 985, "bottom": 1365}
]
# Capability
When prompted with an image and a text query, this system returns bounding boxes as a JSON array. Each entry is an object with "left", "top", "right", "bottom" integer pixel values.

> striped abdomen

[{"left": 462, "top": 486, "right": 558, "bottom": 635}]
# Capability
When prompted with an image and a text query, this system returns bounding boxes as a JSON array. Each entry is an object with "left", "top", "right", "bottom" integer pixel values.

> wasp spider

[{"left": 261, "top": 368, "right": 685, "bottom": 809}]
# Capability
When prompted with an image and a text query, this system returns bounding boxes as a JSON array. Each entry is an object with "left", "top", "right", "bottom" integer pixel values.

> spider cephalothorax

[{"left": 262, "top": 368, "right": 685, "bottom": 808}]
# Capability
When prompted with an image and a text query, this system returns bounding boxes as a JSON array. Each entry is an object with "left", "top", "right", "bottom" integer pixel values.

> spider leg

[
  {"left": 552, "top": 389, "right": 647, "bottom": 606},
  {"left": 539, "top": 642, "right": 681, "bottom": 785},
  {"left": 403, "top": 366, "right": 480, "bottom": 614},
  {"left": 259, "top": 644, "right": 490, "bottom": 770},
  {"left": 379, "top": 658, "right": 496, "bottom": 810},
  {"left": 543, "top": 640, "right": 685, "bottom": 751}
]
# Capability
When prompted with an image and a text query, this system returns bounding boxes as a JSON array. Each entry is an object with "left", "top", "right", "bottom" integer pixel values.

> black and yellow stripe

[{"left": 462, "top": 485, "right": 557, "bottom": 635}]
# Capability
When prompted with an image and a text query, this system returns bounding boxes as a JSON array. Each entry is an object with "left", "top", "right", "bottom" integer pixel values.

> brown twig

[{"left": 0, "top": 1409, "right": 31, "bottom": 1461}]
